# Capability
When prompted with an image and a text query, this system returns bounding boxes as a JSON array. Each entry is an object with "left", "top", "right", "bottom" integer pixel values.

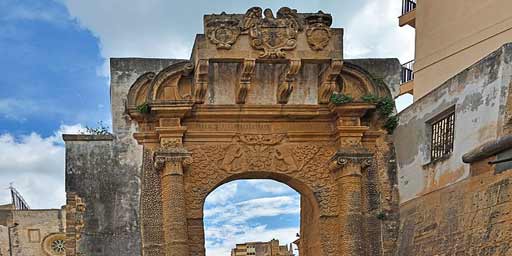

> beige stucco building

[
  {"left": 395, "top": 0, "right": 512, "bottom": 255},
  {"left": 399, "top": 0, "right": 512, "bottom": 99},
  {"left": 231, "top": 239, "right": 293, "bottom": 256}
]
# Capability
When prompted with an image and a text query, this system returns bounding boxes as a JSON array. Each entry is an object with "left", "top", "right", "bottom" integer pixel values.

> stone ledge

[
  {"left": 62, "top": 134, "right": 114, "bottom": 142},
  {"left": 462, "top": 134, "right": 512, "bottom": 163}
]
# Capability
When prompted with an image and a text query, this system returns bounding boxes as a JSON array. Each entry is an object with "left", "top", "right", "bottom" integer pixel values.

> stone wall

[
  {"left": 0, "top": 208, "right": 65, "bottom": 256},
  {"left": 395, "top": 43, "right": 512, "bottom": 203},
  {"left": 64, "top": 58, "right": 184, "bottom": 256},
  {"left": 64, "top": 56, "right": 401, "bottom": 255},
  {"left": 398, "top": 157, "right": 512, "bottom": 255},
  {"left": 0, "top": 225, "right": 7, "bottom": 256},
  {"left": 395, "top": 43, "right": 512, "bottom": 255}
]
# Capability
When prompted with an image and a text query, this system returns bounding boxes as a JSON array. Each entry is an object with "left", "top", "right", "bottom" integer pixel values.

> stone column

[
  {"left": 330, "top": 151, "right": 372, "bottom": 256},
  {"left": 154, "top": 147, "right": 191, "bottom": 256}
]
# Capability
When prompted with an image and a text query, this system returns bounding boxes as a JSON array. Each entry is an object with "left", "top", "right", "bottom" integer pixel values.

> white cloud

[
  {"left": 205, "top": 225, "right": 297, "bottom": 256},
  {"left": 0, "top": 124, "right": 84, "bottom": 209},
  {"left": 205, "top": 195, "right": 299, "bottom": 224},
  {"left": 245, "top": 180, "right": 295, "bottom": 194},
  {"left": 204, "top": 189, "right": 300, "bottom": 255},
  {"left": 343, "top": 0, "right": 415, "bottom": 63},
  {"left": 205, "top": 182, "right": 238, "bottom": 206},
  {"left": 59, "top": 0, "right": 414, "bottom": 76},
  {"left": 396, "top": 93, "right": 413, "bottom": 112}
]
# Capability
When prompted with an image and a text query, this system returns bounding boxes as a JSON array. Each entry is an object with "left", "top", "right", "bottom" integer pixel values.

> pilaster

[
  {"left": 154, "top": 148, "right": 191, "bottom": 256},
  {"left": 329, "top": 150, "right": 372, "bottom": 256}
]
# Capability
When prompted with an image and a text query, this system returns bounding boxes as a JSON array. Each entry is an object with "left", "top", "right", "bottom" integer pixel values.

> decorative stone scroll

[
  {"left": 153, "top": 147, "right": 191, "bottom": 173},
  {"left": 194, "top": 59, "right": 209, "bottom": 103},
  {"left": 319, "top": 59, "right": 343, "bottom": 104},
  {"left": 305, "top": 11, "right": 333, "bottom": 50},
  {"left": 242, "top": 7, "right": 302, "bottom": 58},
  {"left": 237, "top": 58, "right": 256, "bottom": 104},
  {"left": 205, "top": 12, "right": 241, "bottom": 49},
  {"left": 329, "top": 150, "right": 373, "bottom": 175},
  {"left": 277, "top": 59, "right": 301, "bottom": 104}
]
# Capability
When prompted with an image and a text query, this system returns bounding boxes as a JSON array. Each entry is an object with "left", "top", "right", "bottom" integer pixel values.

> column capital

[
  {"left": 329, "top": 150, "right": 373, "bottom": 177},
  {"left": 153, "top": 147, "right": 191, "bottom": 174}
]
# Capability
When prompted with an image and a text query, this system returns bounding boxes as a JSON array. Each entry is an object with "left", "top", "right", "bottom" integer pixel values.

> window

[
  {"left": 430, "top": 111, "right": 455, "bottom": 161},
  {"left": 28, "top": 229, "right": 40, "bottom": 242}
]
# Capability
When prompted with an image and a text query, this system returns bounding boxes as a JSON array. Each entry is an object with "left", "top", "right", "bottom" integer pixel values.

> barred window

[{"left": 431, "top": 111, "right": 455, "bottom": 161}]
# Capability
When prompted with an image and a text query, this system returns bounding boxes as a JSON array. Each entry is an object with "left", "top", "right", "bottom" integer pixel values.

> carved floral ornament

[{"left": 205, "top": 7, "right": 333, "bottom": 57}]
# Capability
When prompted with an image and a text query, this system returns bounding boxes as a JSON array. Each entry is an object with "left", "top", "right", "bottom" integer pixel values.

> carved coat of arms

[
  {"left": 242, "top": 7, "right": 303, "bottom": 58},
  {"left": 205, "top": 12, "right": 241, "bottom": 49}
]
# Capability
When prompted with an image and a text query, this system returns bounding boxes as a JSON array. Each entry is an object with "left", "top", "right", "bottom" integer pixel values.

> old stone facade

[
  {"left": 395, "top": 44, "right": 512, "bottom": 255},
  {"left": 231, "top": 239, "right": 293, "bottom": 256},
  {"left": 0, "top": 204, "right": 66, "bottom": 256},
  {"left": 64, "top": 7, "right": 402, "bottom": 256}
]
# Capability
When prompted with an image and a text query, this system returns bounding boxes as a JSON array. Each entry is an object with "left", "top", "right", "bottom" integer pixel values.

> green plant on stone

[
  {"left": 136, "top": 102, "right": 151, "bottom": 114},
  {"left": 384, "top": 115, "right": 399, "bottom": 134},
  {"left": 376, "top": 97, "right": 395, "bottom": 117},
  {"left": 330, "top": 93, "right": 353, "bottom": 105},
  {"left": 376, "top": 212, "right": 387, "bottom": 220},
  {"left": 361, "top": 94, "right": 379, "bottom": 104},
  {"left": 83, "top": 121, "right": 111, "bottom": 135},
  {"left": 361, "top": 95, "right": 398, "bottom": 134}
]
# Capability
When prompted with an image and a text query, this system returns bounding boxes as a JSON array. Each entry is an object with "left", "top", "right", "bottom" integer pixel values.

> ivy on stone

[
  {"left": 330, "top": 93, "right": 353, "bottom": 105},
  {"left": 384, "top": 116, "right": 399, "bottom": 134},
  {"left": 136, "top": 103, "right": 151, "bottom": 114},
  {"left": 361, "top": 94, "right": 399, "bottom": 134}
]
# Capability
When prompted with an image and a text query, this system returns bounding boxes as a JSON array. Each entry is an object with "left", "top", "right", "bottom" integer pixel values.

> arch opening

[{"left": 202, "top": 172, "right": 321, "bottom": 256}]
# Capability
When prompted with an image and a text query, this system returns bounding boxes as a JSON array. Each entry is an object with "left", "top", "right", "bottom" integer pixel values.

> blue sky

[{"left": 0, "top": 0, "right": 414, "bottom": 254}]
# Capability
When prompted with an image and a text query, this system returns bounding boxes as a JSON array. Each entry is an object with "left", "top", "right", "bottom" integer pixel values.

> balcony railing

[
  {"left": 401, "top": 60, "right": 414, "bottom": 84},
  {"left": 401, "top": 0, "right": 417, "bottom": 15}
]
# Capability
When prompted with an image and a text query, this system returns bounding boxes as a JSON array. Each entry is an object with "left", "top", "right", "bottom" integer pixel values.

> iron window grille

[{"left": 430, "top": 111, "right": 455, "bottom": 161}]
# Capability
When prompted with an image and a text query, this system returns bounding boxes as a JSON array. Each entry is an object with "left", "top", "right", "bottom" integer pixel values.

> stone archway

[
  {"left": 201, "top": 171, "right": 321, "bottom": 255},
  {"left": 127, "top": 7, "right": 399, "bottom": 256}
]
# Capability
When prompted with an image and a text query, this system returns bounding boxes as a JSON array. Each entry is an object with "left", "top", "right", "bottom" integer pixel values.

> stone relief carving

[
  {"left": 183, "top": 136, "right": 338, "bottom": 216},
  {"left": 242, "top": 7, "right": 303, "bottom": 58},
  {"left": 318, "top": 59, "right": 343, "bottom": 104},
  {"left": 205, "top": 12, "right": 241, "bottom": 49},
  {"left": 329, "top": 151, "right": 373, "bottom": 174},
  {"left": 194, "top": 59, "right": 209, "bottom": 103},
  {"left": 277, "top": 59, "right": 301, "bottom": 104},
  {"left": 237, "top": 58, "right": 256, "bottom": 104},
  {"left": 305, "top": 11, "right": 333, "bottom": 50}
]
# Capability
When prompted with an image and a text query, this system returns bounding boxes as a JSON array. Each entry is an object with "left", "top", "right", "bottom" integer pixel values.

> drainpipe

[{"left": 8, "top": 223, "right": 18, "bottom": 256}]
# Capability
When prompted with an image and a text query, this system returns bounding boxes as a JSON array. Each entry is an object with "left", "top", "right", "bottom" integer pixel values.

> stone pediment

[
  {"left": 126, "top": 7, "right": 391, "bottom": 109},
  {"left": 200, "top": 7, "right": 340, "bottom": 60}
]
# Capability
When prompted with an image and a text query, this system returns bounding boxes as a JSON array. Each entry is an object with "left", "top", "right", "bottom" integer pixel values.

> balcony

[
  {"left": 399, "top": 60, "right": 414, "bottom": 96},
  {"left": 399, "top": 0, "right": 416, "bottom": 27}
]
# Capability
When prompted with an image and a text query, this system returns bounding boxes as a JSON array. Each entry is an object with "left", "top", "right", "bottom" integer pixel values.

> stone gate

[{"left": 120, "top": 7, "right": 398, "bottom": 256}]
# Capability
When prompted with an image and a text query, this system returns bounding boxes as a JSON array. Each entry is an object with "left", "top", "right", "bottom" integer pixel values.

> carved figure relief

[
  {"left": 184, "top": 135, "right": 338, "bottom": 217},
  {"left": 242, "top": 7, "right": 302, "bottom": 58},
  {"left": 305, "top": 11, "right": 333, "bottom": 50},
  {"left": 205, "top": 12, "right": 241, "bottom": 49}
]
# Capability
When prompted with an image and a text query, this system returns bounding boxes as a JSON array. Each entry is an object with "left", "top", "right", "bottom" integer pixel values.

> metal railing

[
  {"left": 402, "top": 0, "right": 417, "bottom": 15},
  {"left": 9, "top": 185, "right": 30, "bottom": 210},
  {"left": 401, "top": 60, "right": 414, "bottom": 84}
]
